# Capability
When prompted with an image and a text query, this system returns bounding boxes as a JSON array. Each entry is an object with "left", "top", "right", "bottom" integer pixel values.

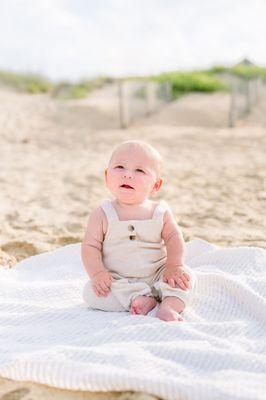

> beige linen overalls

[{"left": 83, "top": 199, "right": 196, "bottom": 312}]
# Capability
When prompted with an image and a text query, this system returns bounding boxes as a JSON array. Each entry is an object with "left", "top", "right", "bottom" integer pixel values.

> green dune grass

[
  {"left": 1, "top": 64, "right": 265, "bottom": 100},
  {"left": 0, "top": 70, "right": 113, "bottom": 99},
  {"left": 154, "top": 70, "right": 228, "bottom": 99},
  {"left": 0, "top": 70, "right": 52, "bottom": 93},
  {"left": 208, "top": 65, "right": 266, "bottom": 81}
]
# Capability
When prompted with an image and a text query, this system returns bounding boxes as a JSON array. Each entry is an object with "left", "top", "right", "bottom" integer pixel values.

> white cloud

[{"left": 0, "top": 0, "right": 265, "bottom": 81}]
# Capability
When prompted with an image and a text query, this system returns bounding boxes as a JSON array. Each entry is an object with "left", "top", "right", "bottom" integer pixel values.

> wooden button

[
  {"left": 128, "top": 225, "right": 134, "bottom": 231},
  {"left": 129, "top": 235, "right": 136, "bottom": 240}
]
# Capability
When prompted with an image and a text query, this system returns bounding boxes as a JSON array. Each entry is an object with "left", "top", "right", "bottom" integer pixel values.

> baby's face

[{"left": 105, "top": 145, "right": 162, "bottom": 205}]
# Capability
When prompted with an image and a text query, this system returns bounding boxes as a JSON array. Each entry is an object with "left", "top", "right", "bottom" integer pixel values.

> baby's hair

[{"left": 108, "top": 140, "right": 163, "bottom": 179}]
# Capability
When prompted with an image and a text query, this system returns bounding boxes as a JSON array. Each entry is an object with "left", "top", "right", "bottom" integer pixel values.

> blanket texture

[{"left": 0, "top": 239, "right": 265, "bottom": 400}]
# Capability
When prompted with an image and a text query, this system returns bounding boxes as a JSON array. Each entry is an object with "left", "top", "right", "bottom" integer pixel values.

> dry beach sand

[{"left": 0, "top": 86, "right": 266, "bottom": 399}]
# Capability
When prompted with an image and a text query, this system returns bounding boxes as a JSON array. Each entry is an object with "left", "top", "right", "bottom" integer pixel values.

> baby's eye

[
  {"left": 136, "top": 168, "right": 145, "bottom": 173},
  {"left": 115, "top": 165, "right": 124, "bottom": 169}
]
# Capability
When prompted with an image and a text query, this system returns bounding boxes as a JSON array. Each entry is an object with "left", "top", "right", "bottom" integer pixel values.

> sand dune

[
  {"left": 0, "top": 86, "right": 265, "bottom": 399},
  {"left": 133, "top": 92, "right": 231, "bottom": 128}
]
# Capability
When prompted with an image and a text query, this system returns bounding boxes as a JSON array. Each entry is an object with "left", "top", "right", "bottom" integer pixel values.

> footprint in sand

[
  {"left": 1, "top": 241, "right": 38, "bottom": 262},
  {"left": 56, "top": 236, "right": 81, "bottom": 245}
]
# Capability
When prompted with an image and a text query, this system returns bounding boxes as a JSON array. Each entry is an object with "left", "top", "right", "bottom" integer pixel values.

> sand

[{"left": 0, "top": 85, "right": 265, "bottom": 399}]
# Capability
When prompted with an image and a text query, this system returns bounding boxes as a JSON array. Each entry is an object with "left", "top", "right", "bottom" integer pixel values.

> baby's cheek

[
  {"left": 136, "top": 176, "right": 144, "bottom": 185},
  {"left": 141, "top": 176, "right": 152, "bottom": 186},
  {"left": 113, "top": 172, "right": 122, "bottom": 184}
]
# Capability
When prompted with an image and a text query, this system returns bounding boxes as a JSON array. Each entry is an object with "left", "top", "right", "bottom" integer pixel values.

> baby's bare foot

[
  {"left": 156, "top": 307, "right": 183, "bottom": 322},
  {"left": 130, "top": 295, "right": 157, "bottom": 315},
  {"left": 156, "top": 296, "right": 184, "bottom": 322}
]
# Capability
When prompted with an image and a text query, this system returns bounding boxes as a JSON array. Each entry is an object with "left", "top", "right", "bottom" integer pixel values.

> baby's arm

[
  {"left": 161, "top": 209, "right": 190, "bottom": 290},
  {"left": 81, "top": 207, "right": 106, "bottom": 277},
  {"left": 81, "top": 207, "right": 113, "bottom": 296}
]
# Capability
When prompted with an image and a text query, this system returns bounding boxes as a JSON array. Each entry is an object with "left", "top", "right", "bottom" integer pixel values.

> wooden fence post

[
  {"left": 165, "top": 81, "right": 172, "bottom": 102},
  {"left": 245, "top": 80, "right": 251, "bottom": 114},
  {"left": 146, "top": 81, "right": 156, "bottom": 116},
  {"left": 229, "top": 80, "right": 237, "bottom": 127}
]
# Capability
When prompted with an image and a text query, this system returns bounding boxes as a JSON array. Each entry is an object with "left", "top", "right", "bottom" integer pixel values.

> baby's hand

[
  {"left": 163, "top": 265, "right": 190, "bottom": 290},
  {"left": 91, "top": 270, "right": 114, "bottom": 297}
]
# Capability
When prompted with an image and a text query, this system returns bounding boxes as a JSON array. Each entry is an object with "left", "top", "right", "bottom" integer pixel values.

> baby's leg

[
  {"left": 83, "top": 279, "right": 157, "bottom": 313},
  {"left": 154, "top": 266, "right": 196, "bottom": 322},
  {"left": 111, "top": 278, "right": 157, "bottom": 314},
  {"left": 156, "top": 296, "right": 185, "bottom": 322},
  {"left": 83, "top": 281, "right": 125, "bottom": 312}
]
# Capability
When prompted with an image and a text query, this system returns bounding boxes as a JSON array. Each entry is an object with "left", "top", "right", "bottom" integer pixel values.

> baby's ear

[
  {"left": 104, "top": 169, "right": 108, "bottom": 185},
  {"left": 152, "top": 178, "right": 163, "bottom": 194}
]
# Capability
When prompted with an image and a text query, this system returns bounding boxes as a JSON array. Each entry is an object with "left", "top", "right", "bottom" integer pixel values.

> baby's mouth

[{"left": 120, "top": 184, "right": 134, "bottom": 189}]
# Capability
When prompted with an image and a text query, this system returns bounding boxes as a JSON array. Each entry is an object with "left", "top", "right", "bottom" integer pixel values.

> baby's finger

[
  {"left": 94, "top": 282, "right": 107, "bottom": 296},
  {"left": 103, "top": 282, "right": 111, "bottom": 292},
  {"left": 168, "top": 278, "right": 176, "bottom": 288},
  {"left": 104, "top": 286, "right": 111, "bottom": 294},
  {"left": 99, "top": 289, "right": 108, "bottom": 297},
  {"left": 183, "top": 273, "right": 190, "bottom": 281},
  {"left": 181, "top": 276, "right": 190, "bottom": 287},
  {"left": 104, "top": 281, "right": 111, "bottom": 291},
  {"left": 177, "top": 278, "right": 187, "bottom": 290},
  {"left": 93, "top": 286, "right": 102, "bottom": 297},
  {"left": 107, "top": 277, "right": 114, "bottom": 286},
  {"left": 101, "top": 289, "right": 109, "bottom": 297},
  {"left": 184, "top": 280, "right": 190, "bottom": 290},
  {"left": 104, "top": 276, "right": 112, "bottom": 285},
  {"left": 99, "top": 282, "right": 109, "bottom": 292}
]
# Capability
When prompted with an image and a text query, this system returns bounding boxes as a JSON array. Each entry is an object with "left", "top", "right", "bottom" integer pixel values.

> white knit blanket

[{"left": 0, "top": 239, "right": 265, "bottom": 400}]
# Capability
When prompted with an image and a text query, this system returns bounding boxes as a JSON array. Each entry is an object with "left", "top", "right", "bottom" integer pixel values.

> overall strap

[
  {"left": 100, "top": 200, "right": 119, "bottom": 222},
  {"left": 152, "top": 200, "right": 170, "bottom": 220}
]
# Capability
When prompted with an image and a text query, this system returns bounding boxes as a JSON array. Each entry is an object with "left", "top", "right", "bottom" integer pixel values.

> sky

[{"left": 0, "top": 0, "right": 265, "bottom": 81}]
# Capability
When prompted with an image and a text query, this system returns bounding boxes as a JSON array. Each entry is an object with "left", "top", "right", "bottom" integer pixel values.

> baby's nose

[{"left": 123, "top": 169, "right": 134, "bottom": 178}]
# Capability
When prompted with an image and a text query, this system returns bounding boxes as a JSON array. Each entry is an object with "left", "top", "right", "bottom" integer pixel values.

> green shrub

[
  {"left": 154, "top": 71, "right": 227, "bottom": 99},
  {"left": 231, "top": 65, "right": 266, "bottom": 81},
  {"left": 208, "top": 65, "right": 266, "bottom": 82},
  {"left": 0, "top": 70, "right": 52, "bottom": 93},
  {"left": 52, "top": 82, "right": 89, "bottom": 99}
]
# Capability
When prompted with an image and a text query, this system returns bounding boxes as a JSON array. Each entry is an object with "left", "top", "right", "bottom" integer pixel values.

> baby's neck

[
  {"left": 115, "top": 198, "right": 149, "bottom": 209},
  {"left": 112, "top": 198, "right": 156, "bottom": 221}
]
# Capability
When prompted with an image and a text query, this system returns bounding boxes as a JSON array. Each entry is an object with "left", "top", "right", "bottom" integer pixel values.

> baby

[{"left": 82, "top": 140, "right": 195, "bottom": 322}]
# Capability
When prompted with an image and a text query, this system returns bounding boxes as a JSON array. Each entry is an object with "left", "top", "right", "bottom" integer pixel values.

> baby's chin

[{"left": 115, "top": 193, "right": 148, "bottom": 205}]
